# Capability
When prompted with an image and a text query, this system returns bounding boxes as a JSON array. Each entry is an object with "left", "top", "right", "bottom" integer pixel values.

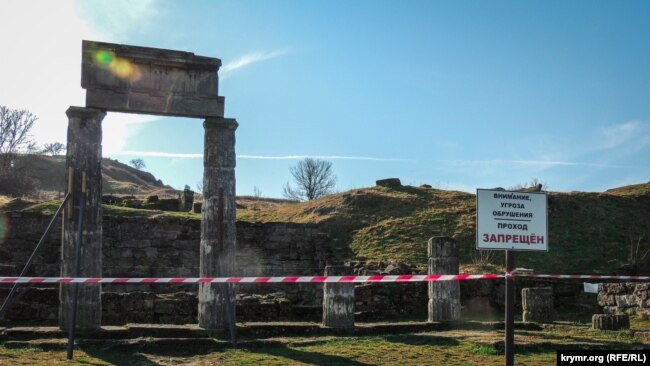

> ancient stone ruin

[{"left": 62, "top": 40, "right": 238, "bottom": 333}]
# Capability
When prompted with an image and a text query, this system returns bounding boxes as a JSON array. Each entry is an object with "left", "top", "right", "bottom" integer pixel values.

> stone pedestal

[
  {"left": 198, "top": 117, "right": 238, "bottom": 331},
  {"left": 322, "top": 265, "right": 354, "bottom": 328},
  {"left": 592, "top": 314, "right": 630, "bottom": 330},
  {"left": 522, "top": 287, "right": 554, "bottom": 323},
  {"left": 428, "top": 236, "right": 460, "bottom": 322},
  {"left": 59, "top": 106, "right": 105, "bottom": 333},
  {"left": 180, "top": 188, "right": 194, "bottom": 212}
]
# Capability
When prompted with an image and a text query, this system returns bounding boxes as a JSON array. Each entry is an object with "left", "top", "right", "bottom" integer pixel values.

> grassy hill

[
  {"left": 7, "top": 154, "right": 170, "bottom": 197},
  {"left": 236, "top": 184, "right": 650, "bottom": 275},
  {"left": 3, "top": 154, "right": 649, "bottom": 275}
]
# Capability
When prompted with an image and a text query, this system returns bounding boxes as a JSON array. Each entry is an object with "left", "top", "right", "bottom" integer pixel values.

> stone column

[
  {"left": 522, "top": 287, "right": 553, "bottom": 323},
  {"left": 322, "top": 265, "right": 355, "bottom": 328},
  {"left": 428, "top": 236, "right": 460, "bottom": 322},
  {"left": 199, "top": 117, "right": 238, "bottom": 331},
  {"left": 59, "top": 106, "right": 105, "bottom": 333},
  {"left": 180, "top": 188, "right": 194, "bottom": 212}
]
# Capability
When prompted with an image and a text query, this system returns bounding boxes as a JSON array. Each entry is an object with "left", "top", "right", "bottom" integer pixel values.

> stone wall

[
  {"left": 598, "top": 283, "right": 650, "bottom": 315},
  {"left": 0, "top": 212, "right": 332, "bottom": 324},
  {"left": 0, "top": 212, "right": 595, "bottom": 324},
  {"left": 1, "top": 212, "right": 331, "bottom": 280}
]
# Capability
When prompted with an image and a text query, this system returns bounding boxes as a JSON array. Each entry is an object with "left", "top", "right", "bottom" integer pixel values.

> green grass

[
  {"left": 1, "top": 326, "right": 647, "bottom": 366},
  {"left": 2, "top": 198, "right": 202, "bottom": 220}
]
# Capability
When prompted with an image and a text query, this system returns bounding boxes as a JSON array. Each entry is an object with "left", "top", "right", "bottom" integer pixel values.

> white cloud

[
  {"left": 598, "top": 120, "right": 650, "bottom": 151},
  {"left": 220, "top": 50, "right": 289, "bottom": 78},
  {"left": 110, "top": 151, "right": 410, "bottom": 162}
]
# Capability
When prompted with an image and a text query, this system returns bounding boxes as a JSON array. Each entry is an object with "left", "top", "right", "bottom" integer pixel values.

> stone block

[
  {"left": 606, "top": 283, "right": 628, "bottom": 294},
  {"left": 522, "top": 287, "right": 554, "bottom": 323},
  {"left": 592, "top": 314, "right": 629, "bottom": 330},
  {"left": 597, "top": 293, "right": 616, "bottom": 306},
  {"left": 636, "top": 284, "right": 650, "bottom": 291},
  {"left": 615, "top": 294, "right": 637, "bottom": 308},
  {"left": 144, "top": 247, "right": 158, "bottom": 258},
  {"left": 82, "top": 40, "right": 223, "bottom": 118},
  {"left": 375, "top": 178, "right": 402, "bottom": 188},
  {"left": 428, "top": 237, "right": 460, "bottom": 322},
  {"left": 603, "top": 306, "right": 620, "bottom": 314},
  {"left": 322, "top": 265, "right": 355, "bottom": 328}
]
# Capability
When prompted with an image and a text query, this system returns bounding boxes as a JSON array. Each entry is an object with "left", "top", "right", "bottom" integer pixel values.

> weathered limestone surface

[
  {"left": 322, "top": 265, "right": 354, "bottom": 328},
  {"left": 598, "top": 283, "right": 650, "bottom": 315},
  {"left": 592, "top": 313, "right": 630, "bottom": 330},
  {"left": 59, "top": 106, "right": 105, "bottom": 333},
  {"left": 375, "top": 178, "right": 401, "bottom": 188},
  {"left": 428, "top": 236, "right": 460, "bottom": 322},
  {"left": 179, "top": 189, "right": 194, "bottom": 212},
  {"left": 522, "top": 287, "right": 553, "bottom": 323},
  {"left": 199, "top": 117, "right": 238, "bottom": 331},
  {"left": 81, "top": 40, "right": 224, "bottom": 118}
]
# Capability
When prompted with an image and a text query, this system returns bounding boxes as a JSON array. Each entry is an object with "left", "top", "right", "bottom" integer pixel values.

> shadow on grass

[
  {"left": 2, "top": 342, "right": 159, "bottom": 366},
  {"left": 382, "top": 333, "right": 460, "bottom": 347},
  {"left": 80, "top": 343, "right": 161, "bottom": 366},
  {"left": 243, "top": 344, "right": 374, "bottom": 366},
  {"left": 82, "top": 340, "right": 375, "bottom": 366}
]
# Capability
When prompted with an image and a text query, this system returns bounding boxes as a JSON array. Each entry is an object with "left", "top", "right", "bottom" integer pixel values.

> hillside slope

[
  {"left": 238, "top": 184, "right": 650, "bottom": 275},
  {"left": 5, "top": 154, "right": 649, "bottom": 275},
  {"left": 10, "top": 154, "right": 170, "bottom": 196}
]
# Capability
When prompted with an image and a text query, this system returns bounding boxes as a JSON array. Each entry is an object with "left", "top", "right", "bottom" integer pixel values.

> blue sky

[{"left": 1, "top": 0, "right": 649, "bottom": 196}]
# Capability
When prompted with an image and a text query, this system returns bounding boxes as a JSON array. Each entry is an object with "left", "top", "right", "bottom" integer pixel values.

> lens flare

[
  {"left": 94, "top": 50, "right": 114, "bottom": 66},
  {"left": 111, "top": 58, "right": 140, "bottom": 80},
  {"left": 91, "top": 49, "right": 142, "bottom": 82}
]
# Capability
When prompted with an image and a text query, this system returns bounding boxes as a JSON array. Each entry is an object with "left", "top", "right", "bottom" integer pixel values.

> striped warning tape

[
  {"left": 1, "top": 273, "right": 647, "bottom": 284},
  {"left": 0, "top": 274, "right": 500, "bottom": 284},
  {"left": 516, "top": 273, "right": 650, "bottom": 281}
]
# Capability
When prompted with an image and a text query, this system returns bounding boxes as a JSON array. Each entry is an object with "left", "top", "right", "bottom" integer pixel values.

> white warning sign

[{"left": 476, "top": 189, "right": 548, "bottom": 251}]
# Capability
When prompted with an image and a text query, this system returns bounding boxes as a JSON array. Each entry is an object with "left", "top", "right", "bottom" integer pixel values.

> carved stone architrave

[{"left": 81, "top": 40, "right": 224, "bottom": 118}]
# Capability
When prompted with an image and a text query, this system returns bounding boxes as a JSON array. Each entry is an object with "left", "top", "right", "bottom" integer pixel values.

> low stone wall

[
  {"left": 0, "top": 212, "right": 334, "bottom": 324},
  {"left": 0, "top": 212, "right": 596, "bottom": 324},
  {"left": 1, "top": 212, "right": 331, "bottom": 281},
  {"left": 598, "top": 283, "right": 650, "bottom": 315},
  {"left": 0, "top": 278, "right": 593, "bottom": 325}
]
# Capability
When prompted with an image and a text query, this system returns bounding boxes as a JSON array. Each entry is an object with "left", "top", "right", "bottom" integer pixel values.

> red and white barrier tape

[
  {"left": 1, "top": 273, "right": 647, "bottom": 284},
  {"left": 516, "top": 273, "right": 650, "bottom": 281},
  {"left": 0, "top": 274, "right": 499, "bottom": 284}
]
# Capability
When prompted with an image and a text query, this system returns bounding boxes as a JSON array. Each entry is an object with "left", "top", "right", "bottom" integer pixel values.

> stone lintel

[
  {"left": 82, "top": 40, "right": 221, "bottom": 71},
  {"left": 81, "top": 40, "right": 224, "bottom": 118}
]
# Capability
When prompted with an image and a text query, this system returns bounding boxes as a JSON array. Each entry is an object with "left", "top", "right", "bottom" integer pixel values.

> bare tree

[
  {"left": 253, "top": 186, "right": 263, "bottom": 199},
  {"left": 283, "top": 158, "right": 336, "bottom": 201},
  {"left": 43, "top": 142, "right": 65, "bottom": 156},
  {"left": 0, "top": 106, "right": 38, "bottom": 170},
  {"left": 129, "top": 158, "right": 146, "bottom": 170},
  {"left": 0, "top": 106, "right": 38, "bottom": 195}
]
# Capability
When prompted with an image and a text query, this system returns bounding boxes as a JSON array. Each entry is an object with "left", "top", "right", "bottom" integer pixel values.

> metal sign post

[{"left": 505, "top": 251, "right": 515, "bottom": 366}]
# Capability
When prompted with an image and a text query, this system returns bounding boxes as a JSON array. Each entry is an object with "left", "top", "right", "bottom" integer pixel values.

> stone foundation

[{"left": 597, "top": 283, "right": 650, "bottom": 315}]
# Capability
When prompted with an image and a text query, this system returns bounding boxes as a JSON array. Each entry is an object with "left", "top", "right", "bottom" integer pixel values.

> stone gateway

[{"left": 62, "top": 40, "right": 238, "bottom": 334}]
